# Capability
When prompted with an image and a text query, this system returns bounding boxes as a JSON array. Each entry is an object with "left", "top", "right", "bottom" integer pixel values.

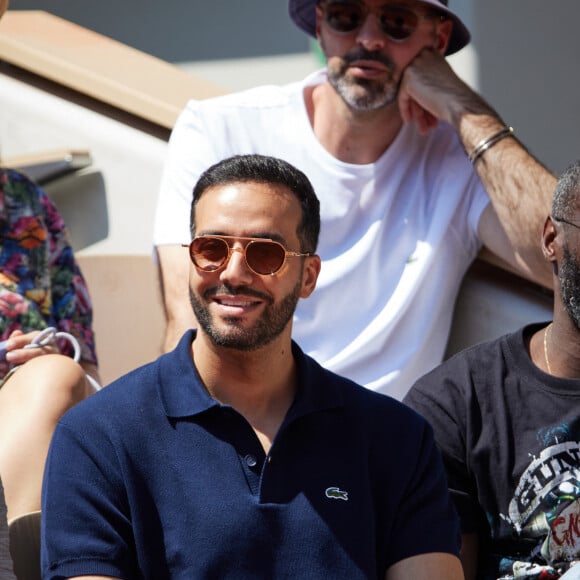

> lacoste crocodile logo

[{"left": 325, "top": 486, "right": 348, "bottom": 501}]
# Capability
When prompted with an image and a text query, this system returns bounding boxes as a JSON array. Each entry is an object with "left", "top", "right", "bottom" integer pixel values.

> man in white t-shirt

[{"left": 154, "top": 0, "right": 556, "bottom": 399}]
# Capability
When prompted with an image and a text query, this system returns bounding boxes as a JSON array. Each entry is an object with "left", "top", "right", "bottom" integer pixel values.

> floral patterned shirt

[{"left": 0, "top": 169, "right": 97, "bottom": 377}]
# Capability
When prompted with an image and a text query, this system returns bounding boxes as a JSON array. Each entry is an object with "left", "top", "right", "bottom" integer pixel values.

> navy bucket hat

[{"left": 288, "top": 0, "right": 470, "bottom": 56}]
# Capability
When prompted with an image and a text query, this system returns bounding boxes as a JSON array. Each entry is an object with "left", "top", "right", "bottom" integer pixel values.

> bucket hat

[{"left": 288, "top": 0, "right": 470, "bottom": 55}]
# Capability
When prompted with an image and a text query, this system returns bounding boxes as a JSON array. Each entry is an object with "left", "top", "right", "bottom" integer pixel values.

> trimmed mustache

[
  {"left": 341, "top": 48, "right": 395, "bottom": 69},
  {"left": 203, "top": 283, "right": 273, "bottom": 304}
]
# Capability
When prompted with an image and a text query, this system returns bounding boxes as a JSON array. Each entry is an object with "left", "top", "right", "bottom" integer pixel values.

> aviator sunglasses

[
  {"left": 186, "top": 235, "right": 313, "bottom": 276},
  {"left": 319, "top": 1, "right": 444, "bottom": 42}
]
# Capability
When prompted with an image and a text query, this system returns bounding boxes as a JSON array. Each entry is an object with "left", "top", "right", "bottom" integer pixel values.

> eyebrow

[{"left": 196, "top": 231, "right": 289, "bottom": 244}]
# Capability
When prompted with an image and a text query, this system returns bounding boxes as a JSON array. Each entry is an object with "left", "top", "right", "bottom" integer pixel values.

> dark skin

[
  {"left": 462, "top": 214, "right": 580, "bottom": 579},
  {"left": 528, "top": 215, "right": 580, "bottom": 379}
]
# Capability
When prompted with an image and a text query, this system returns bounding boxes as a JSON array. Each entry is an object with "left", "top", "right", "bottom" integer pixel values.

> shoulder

[
  {"left": 182, "top": 79, "right": 305, "bottom": 117},
  {"left": 63, "top": 358, "right": 161, "bottom": 425},
  {"left": 406, "top": 326, "right": 527, "bottom": 408},
  {"left": 300, "top": 346, "right": 430, "bottom": 435},
  {"left": 61, "top": 331, "right": 196, "bottom": 430}
]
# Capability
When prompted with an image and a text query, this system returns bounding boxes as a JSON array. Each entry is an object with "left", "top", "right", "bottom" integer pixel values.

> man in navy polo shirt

[{"left": 41, "top": 154, "right": 463, "bottom": 579}]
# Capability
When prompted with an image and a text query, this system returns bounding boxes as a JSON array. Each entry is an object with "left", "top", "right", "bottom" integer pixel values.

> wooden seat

[{"left": 76, "top": 254, "right": 166, "bottom": 386}]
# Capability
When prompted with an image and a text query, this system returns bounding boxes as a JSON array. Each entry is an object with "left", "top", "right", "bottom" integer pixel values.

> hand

[
  {"left": 3, "top": 329, "right": 59, "bottom": 364},
  {"left": 398, "top": 48, "right": 485, "bottom": 134}
]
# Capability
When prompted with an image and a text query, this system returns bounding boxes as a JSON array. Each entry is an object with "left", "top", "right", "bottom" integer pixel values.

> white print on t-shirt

[{"left": 501, "top": 440, "right": 580, "bottom": 578}]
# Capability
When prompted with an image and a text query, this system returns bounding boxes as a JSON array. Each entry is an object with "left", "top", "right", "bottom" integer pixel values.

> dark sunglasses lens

[
  {"left": 380, "top": 7, "right": 418, "bottom": 40},
  {"left": 246, "top": 241, "right": 286, "bottom": 275},
  {"left": 324, "top": 2, "right": 364, "bottom": 33},
  {"left": 191, "top": 237, "right": 228, "bottom": 271}
]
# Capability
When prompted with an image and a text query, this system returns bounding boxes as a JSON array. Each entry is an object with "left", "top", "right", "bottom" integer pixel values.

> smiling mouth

[{"left": 212, "top": 296, "right": 263, "bottom": 315}]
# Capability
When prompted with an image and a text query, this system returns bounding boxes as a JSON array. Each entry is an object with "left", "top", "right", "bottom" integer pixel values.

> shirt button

[{"left": 244, "top": 454, "right": 257, "bottom": 467}]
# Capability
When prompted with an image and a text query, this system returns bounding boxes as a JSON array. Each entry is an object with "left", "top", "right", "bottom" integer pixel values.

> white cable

[
  {"left": 12, "top": 327, "right": 101, "bottom": 390},
  {"left": 23, "top": 326, "right": 82, "bottom": 363}
]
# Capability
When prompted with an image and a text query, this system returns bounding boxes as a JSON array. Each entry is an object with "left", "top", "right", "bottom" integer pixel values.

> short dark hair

[
  {"left": 553, "top": 160, "right": 580, "bottom": 220},
  {"left": 191, "top": 154, "right": 320, "bottom": 252}
]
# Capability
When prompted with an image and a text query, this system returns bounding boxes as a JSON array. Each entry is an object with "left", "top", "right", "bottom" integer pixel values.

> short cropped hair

[
  {"left": 191, "top": 154, "right": 320, "bottom": 253},
  {"left": 553, "top": 160, "right": 580, "bottom": 221}
]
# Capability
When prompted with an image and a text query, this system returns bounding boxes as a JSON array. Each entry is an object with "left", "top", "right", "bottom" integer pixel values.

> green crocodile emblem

[{"left": 325, "top": 486, "right": 348, "bottom": 501}]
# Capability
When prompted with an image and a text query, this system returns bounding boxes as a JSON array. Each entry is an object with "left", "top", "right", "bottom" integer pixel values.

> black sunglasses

[
  {"left": 185, "top": 235, "right": 312, "bottom": 276},
  {"left": 319, "top": 1, "right": 443, "bottom": 42}
]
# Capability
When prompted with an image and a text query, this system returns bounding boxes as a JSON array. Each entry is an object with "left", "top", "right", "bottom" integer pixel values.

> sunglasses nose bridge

[
  {"left": 221, "top": 244, "right": 256, "bottom": 278},
  {"left": 354, "top": 8, "right": 388, "bottom": 46}
]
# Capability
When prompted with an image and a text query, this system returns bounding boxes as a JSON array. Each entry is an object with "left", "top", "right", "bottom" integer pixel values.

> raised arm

[
  {"left": 399, "top": 49, "right": 555, "bottom": 288},
  {"left": 156, "top": 245, "right": 197, "bottom": 352},
  {"left": 386, "top": 552, "right": 464, "bottom": 580}
]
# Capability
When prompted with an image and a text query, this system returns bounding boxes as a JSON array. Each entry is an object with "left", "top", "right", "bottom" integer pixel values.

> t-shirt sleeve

[
  {"left": 384, "top": 410, "right": 462, "bottom": 569},
  {"left": 41, "top": 420, "right": 132, "bottom": 580},
  {"left": 404, "top": 364, "right": 484, "bottom": 534}
]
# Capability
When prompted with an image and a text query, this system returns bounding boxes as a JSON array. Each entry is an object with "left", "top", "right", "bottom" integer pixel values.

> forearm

[
  {"left": 401, "top": 50, "right": 556, "bottom": 287},
  {"left": 386, "top": 553, "right": 464, "bottom": 580},
  {"left": 155, "top": 245, "right": 197, "bottom": 353},
  {"left": 453, "top": 99, "right": 555, "bottom": 287}
]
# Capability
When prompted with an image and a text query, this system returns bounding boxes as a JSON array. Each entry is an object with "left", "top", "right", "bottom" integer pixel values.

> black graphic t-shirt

[{"left": 404, "top": 323, "right": 580, "bottom": 580}]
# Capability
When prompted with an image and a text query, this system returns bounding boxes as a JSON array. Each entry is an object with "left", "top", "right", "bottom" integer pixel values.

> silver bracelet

[{"left": 468, "top": 126, "right": 514, "bottom": 164}]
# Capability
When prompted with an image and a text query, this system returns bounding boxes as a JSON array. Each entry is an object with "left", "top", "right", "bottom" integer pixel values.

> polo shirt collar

[{"left": 158, "top": 330, "right": 345, "bottom": 420}]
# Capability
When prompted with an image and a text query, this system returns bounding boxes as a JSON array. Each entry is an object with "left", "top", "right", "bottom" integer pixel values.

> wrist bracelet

[{"left": 468, "top": 126, "right": 514, "bottom": 164}]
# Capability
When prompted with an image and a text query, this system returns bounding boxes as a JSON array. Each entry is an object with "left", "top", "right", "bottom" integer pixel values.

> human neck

[
  {"left": 306, "top": 82, "right": 403, "bottom": 165},
  {"left": 192, "top": 333, "right": 297, "bottom": 452},
  {"left": 530, "top": 316, "right": 580, "bottom": 379}
]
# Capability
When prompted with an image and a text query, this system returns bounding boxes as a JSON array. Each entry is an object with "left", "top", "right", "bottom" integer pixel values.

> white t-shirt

[{"left": 154, "top": 70, "right": 489, "bottom": 400}]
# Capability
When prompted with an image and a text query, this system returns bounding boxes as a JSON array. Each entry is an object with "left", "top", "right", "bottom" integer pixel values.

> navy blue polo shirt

[{"left": 42, "top": 330, "right": 459, "bottom": 579}]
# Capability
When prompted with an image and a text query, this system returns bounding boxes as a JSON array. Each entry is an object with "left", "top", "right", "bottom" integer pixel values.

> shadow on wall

[
  {"left": 474, "top": 0, "right": 580, "bottom": 175},
  {"left": 44, "top": 170, "right": 109, "bottom": 252}
]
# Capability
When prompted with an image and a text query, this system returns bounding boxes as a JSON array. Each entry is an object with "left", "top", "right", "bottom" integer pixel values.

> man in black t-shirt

[{"left": 405, "top": 159, "right": 580, "bottom": 580}]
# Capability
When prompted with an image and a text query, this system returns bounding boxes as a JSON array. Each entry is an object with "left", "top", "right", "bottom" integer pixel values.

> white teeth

[{"left": 220, "top": 299, "right": 253, "bottom": 307}]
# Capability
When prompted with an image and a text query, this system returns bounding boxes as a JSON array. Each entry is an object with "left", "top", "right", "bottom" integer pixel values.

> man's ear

[
  {"left": 300, "top": 255, "right": 322, "bottom": 299},
  {"left": 435, "top": 19, "right": 453, "bottom": 54},
  {"left": 542, "top": 215, "right": 558, "bottom": 266}
]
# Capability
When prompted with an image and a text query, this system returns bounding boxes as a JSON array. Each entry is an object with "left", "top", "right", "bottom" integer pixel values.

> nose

[
  {"left": 219, "top": 246, "right": 254, "bottom": 285},
  {"left": 355, "top": 12, "right": 386, "bottom": 51}
]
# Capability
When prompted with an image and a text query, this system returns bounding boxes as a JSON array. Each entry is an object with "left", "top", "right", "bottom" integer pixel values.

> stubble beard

[
  {"left": 559, "top": 244, "right": 580, "bottom": 330},
  {"left": 324, "top": 46, "right": 399, "bottom": 112},
  {"left": 189, "top": 280, "right": 303, "bottom": 351}
]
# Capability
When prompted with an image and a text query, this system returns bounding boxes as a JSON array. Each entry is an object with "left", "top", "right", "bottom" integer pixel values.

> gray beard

[
  {"left": 324, "top": 45, "right": 399, "bottom": 111},
  {"left": 328, "top": 71, "right": 398, "bottom": 111}
]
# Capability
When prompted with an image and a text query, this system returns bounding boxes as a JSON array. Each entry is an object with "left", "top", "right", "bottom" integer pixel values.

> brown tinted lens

[
  {"left": 324, "top": 2, "right": 364, "bottom": 33},
  {"left": 245, "top": 241, "right": 286, "bottom": 275},
  {"left": 191, "top": 237, "right": 229, "bottom": 271},
  {"left": 380, "top": 6, "right": 418, "bottom": 40}
]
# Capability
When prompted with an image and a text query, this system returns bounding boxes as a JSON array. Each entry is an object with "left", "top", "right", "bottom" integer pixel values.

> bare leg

[{"left": 0, "top": 355, "right": 93, "bottom": 522}]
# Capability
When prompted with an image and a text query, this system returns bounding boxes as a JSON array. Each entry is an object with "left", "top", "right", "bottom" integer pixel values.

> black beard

[
  {"left": 189, "top": 281, "right": 302, "bottom": 351},
  {"left": 559, "top": 244, "right": 580, "bottom": 330}
]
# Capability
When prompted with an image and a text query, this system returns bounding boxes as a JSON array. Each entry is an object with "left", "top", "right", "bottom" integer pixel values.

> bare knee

[{"left": 1, "top": 355, "right": 90, "bottom": 421}]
